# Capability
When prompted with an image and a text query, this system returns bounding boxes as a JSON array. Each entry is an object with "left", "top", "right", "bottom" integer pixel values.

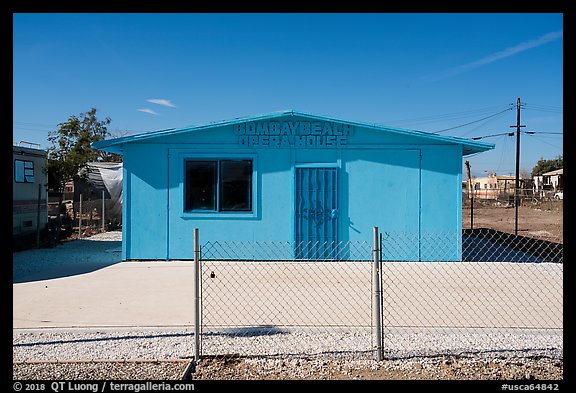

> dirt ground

[
  {"left": 12, "top": 355, "right": 563, "bottom": 381},
  {"left": 462, "top": 202, "right": 563, "bottom": 243},
  {"left": 192, "top": 356, "right": 563, "bottom": 381}
]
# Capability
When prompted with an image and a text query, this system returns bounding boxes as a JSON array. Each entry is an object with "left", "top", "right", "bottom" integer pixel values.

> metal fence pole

[
  {"left": 78, "top": 193, "right": 83, "bottom": 236},
  {"left": 36, "top": 183, "right": 42, "bottom": 248},
  {"left": 102, "top": 190, "right": 105, "bottom": 232},
  {"left": 193, "top": 228, "right": 201, "bottom": 362},
  {"left": 372, "top": 226, "right": 383, "bottom": 361}
]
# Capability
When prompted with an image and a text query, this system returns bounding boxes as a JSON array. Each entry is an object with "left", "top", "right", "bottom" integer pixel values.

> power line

[
  {"left": 13, "top": 127, "right": 53, "bottom": 132},
  {"left": 523, "top": 133, "right": 563, "bottom": 150},
  {"left": 495, "top": 132, "right": 512, "bottom": 174},
  {"left": 524, "top": 108, "right": 563, "bottom": 114},
  {"left": 523, "top": 103, "right": 563, "bottom": 113},
  {"left": 524, "top": 131, "right": 563, "bottom": 135},
  {"left": 524, "top": 102, "right": 562, "bottom": 109},
  {"left": 468, "top": 130, "right": 562, "bottom": 140},
  {"left": 470, "top": 132, "right": 514, "bottom": 140},
  {"left": 432, "top": 108, "right": 514, "bottom": 134},
  {"left": 456, "top": 110, "right": 511, "bottom": 138},
  {"left": 382, "top": 104, "right": 513, "bottom": 127},
  {"left": 14, "top": 124, "right": 147, "bottom": 134},
  {"left": 14, "top": 121, "right": 57, "bottom": 127}
]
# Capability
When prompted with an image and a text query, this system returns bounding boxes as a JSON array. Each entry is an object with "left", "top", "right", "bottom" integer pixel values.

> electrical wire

[
  {"left": 523, "top": 133, "right": 563, "bottom": 150},
  {"left": 495, "top": 133, "right": 512, "bottom": 174},
  {"left": 470, "top": 132, "right": 514, "bottom": 140},
  {"left": 14, "top": 121, "right": 58, "bottom": 127},
  {"left": 523, "top": 131, "right": 563, "bottom": 135},
  {"left": 456, "top": 110, "right": 511, "bottom": 138},
  {"left": 13, "top": 127, "right": 55, "bottom": 132},
  {"left": 432, "top": 107, "right": 513, "bottom": 134},
  {"left": 382, "top": 104, "right": 513, "bottom": 127},
  {"left": 523, "top": 103, "right": 563, "bottom": 114}
]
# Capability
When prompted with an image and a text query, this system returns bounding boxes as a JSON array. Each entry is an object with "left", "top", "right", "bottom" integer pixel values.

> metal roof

[
  {"left": 92, "top": 110, "right": 494, "bottom": 156},
  {"left": 542, "top": 168, "right": 563, "bottom": 176}
]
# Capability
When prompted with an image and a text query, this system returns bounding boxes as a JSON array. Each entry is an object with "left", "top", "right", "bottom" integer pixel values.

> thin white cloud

[
  {"left": 425, "top": 30, "right": 563, "bottom": 82},
  {"left": 146, "top": 99, "right": 177, "bottom": 108},
  {"left": 138, "top": 108, "right": 159, "bottom": 115}
]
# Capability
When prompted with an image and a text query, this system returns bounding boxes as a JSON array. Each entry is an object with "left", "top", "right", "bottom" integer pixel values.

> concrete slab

[
  {"left": 13, "top": 261, "right": 196, "bottom": 329},
  {"left": 13, "top": 231, "right": 562, "bottom": 332}
]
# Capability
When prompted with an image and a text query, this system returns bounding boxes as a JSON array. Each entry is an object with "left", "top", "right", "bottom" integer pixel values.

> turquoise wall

[{"left": 121, "top": 115, "right": 463, "bottom": 261}]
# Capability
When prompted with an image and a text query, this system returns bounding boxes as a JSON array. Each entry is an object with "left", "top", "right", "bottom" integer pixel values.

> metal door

[{"left": 295, "top": 167, "right": 339, "bottom": 259}]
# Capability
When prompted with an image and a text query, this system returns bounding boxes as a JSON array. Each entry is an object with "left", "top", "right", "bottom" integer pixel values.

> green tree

[
  {"left": 45, "top": 108, "right": 121, "bottom": 239},
  {"left": 530, "top": 155, "right": 563, "bottom": 178}
]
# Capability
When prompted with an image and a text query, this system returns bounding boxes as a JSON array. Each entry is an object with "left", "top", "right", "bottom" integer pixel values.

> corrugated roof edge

[{"left": 92, "top": 110, "right": 494, "bottom": 156}]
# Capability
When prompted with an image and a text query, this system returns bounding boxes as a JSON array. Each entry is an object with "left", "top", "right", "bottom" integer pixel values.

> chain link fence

[
  {"left": 199, "top": 240, "right": 376, "bottom": 360},
  {"left": 194, "top": 227, "right": 562, "bottom": 362},
  {"left": 462, "top": 188, "right": 562, "bottom": 207},
  {"left": 72, "top": 193, "right": 123, "bottom": 235}
]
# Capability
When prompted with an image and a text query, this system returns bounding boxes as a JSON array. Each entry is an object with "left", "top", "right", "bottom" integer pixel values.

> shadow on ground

[{"left": 12, "top": 238, "right": 122, "bottom": 283}]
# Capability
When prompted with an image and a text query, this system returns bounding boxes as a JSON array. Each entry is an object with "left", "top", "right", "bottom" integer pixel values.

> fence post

[
  {"left": 102, "top": 190, "right": 105, "bottom": 232},
  {"left": 36, "top": 183, "right": 42, "bottom": 248},
  {"left": 193, "top": 228, "right": 201, "bottom": 362},
  {"left": 373, "top": 226, "right": 383, "bottom": 361},
  {"left": 78, "top": 193, "right": 83, "bottom": 236}
]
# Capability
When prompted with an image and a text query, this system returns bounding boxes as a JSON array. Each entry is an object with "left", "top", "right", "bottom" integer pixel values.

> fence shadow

[
  {"left": 202, "top": 325, "right": 291, "bottom": 338},
  {"left": 462, "top": 228, "right": 563, "bottom": 263}
]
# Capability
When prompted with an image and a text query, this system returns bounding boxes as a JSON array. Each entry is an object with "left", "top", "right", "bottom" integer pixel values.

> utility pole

[{"left": 510, "top": 97, "right": 525, "bottom": 236}]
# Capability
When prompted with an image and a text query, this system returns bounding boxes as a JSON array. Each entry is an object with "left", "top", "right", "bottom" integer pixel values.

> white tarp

[{"left": 83, "top": 162, "right": 123, "bottom": 220}]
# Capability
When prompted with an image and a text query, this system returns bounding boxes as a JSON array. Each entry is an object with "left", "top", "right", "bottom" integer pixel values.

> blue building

[{"left": 93, "top": 111, "right": 493, "bottom": 261}]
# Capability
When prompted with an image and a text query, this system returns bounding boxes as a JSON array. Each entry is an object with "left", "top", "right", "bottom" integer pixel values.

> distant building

[
  {"left": 533, "top": 168, "right": 563, "bottom": 192},
  {"left": 464, "top": 172, "right": 518, "bottom": 200},
  {"left": 13, "top": 143, "right": 48, "bottom": 236}
]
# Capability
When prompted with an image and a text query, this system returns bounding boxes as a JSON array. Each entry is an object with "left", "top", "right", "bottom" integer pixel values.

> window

[
  {"left": 185, "top": 159, "right": 252, "bottom": 212},
  {"left": 219, "top": 160, "right": 252, "bottom": 211},
  {"left": 186, "top": 161, "right": 217, "bottom": 211},
  {"left": 14, "top": 160, "right": 35, "bottom": 183}
]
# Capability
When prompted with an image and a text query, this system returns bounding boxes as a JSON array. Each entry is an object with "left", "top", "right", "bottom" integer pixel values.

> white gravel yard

[
  {"left": 13, "top": 329, "right": 196, "bottom": 362},
  {"left": 12, "top": 328, "right": 562, "bottom": 363},
  {"left": 13, "top": 328, "right": 562, "bottom": 380}
]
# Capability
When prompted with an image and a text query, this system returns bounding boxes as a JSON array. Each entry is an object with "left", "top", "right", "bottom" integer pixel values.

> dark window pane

[
  {"left": 186, "top": 161, "right": 217, "bottom": 211},
  {"left": 220, "top": 160, "right": 252, "bottom": 211},
  {"left": 14, "top": 160, "right": 34, "bottom": 183}
]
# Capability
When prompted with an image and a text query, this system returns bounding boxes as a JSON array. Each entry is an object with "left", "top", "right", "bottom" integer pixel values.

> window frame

[
  {"left": 183, "top": 157, "right": 255, "bottom": 216},
  {"left": 14, "top": 159, "right": 35, "bottom": 183}
]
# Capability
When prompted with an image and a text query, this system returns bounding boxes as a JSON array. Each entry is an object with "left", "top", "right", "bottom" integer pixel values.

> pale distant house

[
  {"left": 465, "top": 172, "right": 517, "bottom": 200},
  {"left": 13, "top": 143, "right": 48, "bottom": 237},
  {"left": 533, "top": 168, "right": 563, "bottom": 192}
]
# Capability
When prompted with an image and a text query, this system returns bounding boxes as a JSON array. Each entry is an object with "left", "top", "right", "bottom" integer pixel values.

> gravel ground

[
  {"left": 13, "top": 329, "right": 563, "bottom": 363},
  {"left": 194, "top": 355, "right": 563, "bottom": 380},
  {"left": 13, "top": 328, "right": 562, "bottom": 380},
  {"left": 13, "top": 356, "right": 563, "bottom": 380},
  {"left": 13, "top": 361, "right": 189, "bottom": 380}
]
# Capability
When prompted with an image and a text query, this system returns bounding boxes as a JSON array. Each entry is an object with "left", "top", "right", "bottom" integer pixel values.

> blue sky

[{"left": 13, "top": 13, "right": 563, "bottom": 177}]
